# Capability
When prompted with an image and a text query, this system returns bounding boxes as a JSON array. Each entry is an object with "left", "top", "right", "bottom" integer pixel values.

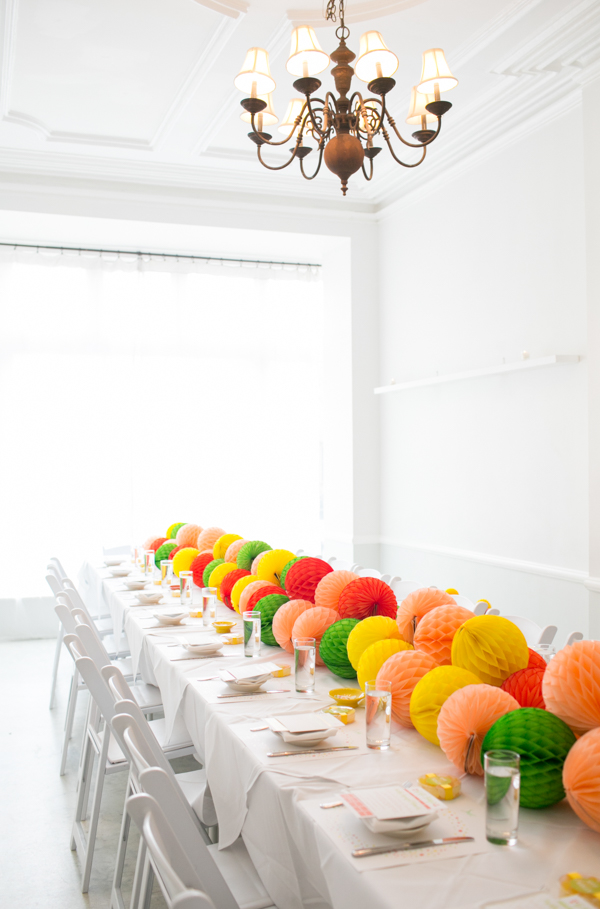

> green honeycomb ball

[
  {"left": 169, "top": 523, "right": 187, "bottom": 540},
  {"left": 236, "top": 541, "right": 272, "bottom": 571},
  {"left": 319, "top": 618, "right": 360, "bottom": 679},
  {"left": 481, "top": 707, "right": 576, "bottom": 809},
  {"left": 203, "top": 558, "right": 224, "bottom": 587},
  {"left": 154, "top": 540, "right": 178, "bottom": 568},
  {"left": 252, "top": 593, "right": 289, "bottom": 647}
]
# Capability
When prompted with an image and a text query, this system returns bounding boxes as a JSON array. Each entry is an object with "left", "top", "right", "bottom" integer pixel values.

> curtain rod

[{"left": 0, "top": 241, "right": 321, "bottom": 270}]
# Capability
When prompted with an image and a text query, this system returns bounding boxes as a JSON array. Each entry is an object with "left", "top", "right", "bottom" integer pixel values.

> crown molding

[
  {"left": 191, "top": 0, "right": 248, "bottom": 18},
  {"left": 450, "top": 0, "right": 545, "bottom": 70},
  {"left": 286, "top": 0, "right": 427, "bottom": 28}
]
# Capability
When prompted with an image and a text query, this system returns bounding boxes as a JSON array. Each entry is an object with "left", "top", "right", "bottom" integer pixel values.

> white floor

[{"left": 0, "top": 638, "right": 196, "bottom": 909}]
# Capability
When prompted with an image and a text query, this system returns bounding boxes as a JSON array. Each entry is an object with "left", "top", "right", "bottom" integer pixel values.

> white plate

[
  {"left": 361, "top": 813, "right": 437, "bottom": 836},
  {"left": 275, "top": 727, "right": 339, "bottom": 746},
  {"left": 223, "top": 673, "right": 271, "bottom": 692},
  {"left": 105, "top": 558, "right": 125, "bottom": 567},
  {"left": 182, "top": 640, "right": 223, "bottom": 656},
  {"left": 152, "top": 612, "right": 187, "bottom": 626},
  {"left": 109, "top": 567, "right": 132, "bottom": 577},
  {"left": 124, "top": 579, "right": 147, "bottom": 590},
  {"left": 137, "top": 593, "right": 163, "bottom": 605}
]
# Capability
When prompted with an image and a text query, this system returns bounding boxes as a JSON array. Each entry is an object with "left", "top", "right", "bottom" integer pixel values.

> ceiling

[{"left": 0, "top": 0, "right": 598, "bottom": 214}]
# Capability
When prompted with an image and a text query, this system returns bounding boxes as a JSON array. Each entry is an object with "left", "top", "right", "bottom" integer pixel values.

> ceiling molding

[
  {"left": 191, "top": 0, "right": 248, "bottom": 19},
  {"left": 450, "top": 0, "right": 545, "bottom": 70},
  {"left": 286, "top": 0, "right": 426, "bottom": 28}
]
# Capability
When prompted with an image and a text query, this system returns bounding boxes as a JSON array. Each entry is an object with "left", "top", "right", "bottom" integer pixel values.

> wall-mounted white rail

[{"left": 374, "top": 354, "right": 581, "bottom": 395}]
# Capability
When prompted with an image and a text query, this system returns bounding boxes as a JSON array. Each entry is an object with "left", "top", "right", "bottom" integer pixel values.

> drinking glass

[
  {"left": 160, "top": 559, "right": 172, "bottom": 590},
  {"left": 180, "top": 570, "right": 193, "bottom": 606},
  {"left": 294, "top": 637, "right": 316, "bottom": 693},
  {"left": 202, "top": 587, "right": 217, "bottom": 626},
  {"left": 365, "top": 679, "right": 392, "bottom": 750},
  {"left": 243, "top": 610, "right": 261, "bottom": 658},
  {"left": 143, "top": 550, "right": 154, "bottom": 577},
  {"left": 153, "top": 563, "right": 162, "bottom": 586},
  {"left": 484, "top": 750, "right": 520, "bottom": 845},
  {"left": 190, "top": 580, "right": 203, "bottom": 616}
]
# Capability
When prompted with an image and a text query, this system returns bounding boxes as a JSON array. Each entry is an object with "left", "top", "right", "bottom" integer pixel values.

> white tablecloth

[{"left": 78, "top": 561, "right": 600, "bottom": 909}]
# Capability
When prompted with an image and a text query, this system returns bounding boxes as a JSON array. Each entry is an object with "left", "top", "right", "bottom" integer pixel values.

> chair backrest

[
  {"left": 503, "top": 614, "right": 544, "bottom": 646},
  {"left": 451, "top": 594, "right": 474, "bottom": 611},
  {"left": 46, "top": 572, "right": 63, "bottom": 596},
  {"left": 390, "top": 579, "right": 421, "bottom": 601},
  {"left": 73, "top": 615, "right": 112, "bottom": 669},
  {"left": 112, "top": 703, "right": 173, "bottom": 778},
  {"left": 565, "top": 631, "right": 584, "bottom": 647},
  {"left": 126, "top": 793, "right": 215, "bottom": 909},
  {"left": 358, "top": 568, "right": 382, "bottom": 579},
  {"left": 48, "top": 557, "right": 68, "bottom": 579},
  {"left": 350, "top": 564, "right": 363, "bottom": 573},
  {"left": 61, "top": 581, "right": 88, "bottom": 612},
  {"left": 65, "top": 638, "right": 119, "bottom": 723},
  {"left": 172, "top": 892, "right": 216, "bottom": 909},
  {"left": 328, "top": 557, "right": 352, "bottom": 571},
  {"left": 54, "top": 601, "right": 78, "bottom": 635}
]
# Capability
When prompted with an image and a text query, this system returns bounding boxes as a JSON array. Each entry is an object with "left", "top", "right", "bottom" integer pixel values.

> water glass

[
  {"left": 202, "top": 587, "right": 217, "bottom": 626},
  {"left": 484, "top": 750, "right": 520, "bottom": 845},
  {"left": 180, "top": 570, "right": 193, "bottom": 606},
  {"left": 143, "top": 550, "right": 154, "bottom": 577},
  {"left": 365, "top": 679, "right": 392, "bottom": 750},
  {"left": 160, "top": 559, "right": 172, "bottom": 590},
  {"left": 243, "top": 610, "right": 261, "bottom": 658},
  {"left": 293, "top": 637, "right": 316, "bottom": 693}
]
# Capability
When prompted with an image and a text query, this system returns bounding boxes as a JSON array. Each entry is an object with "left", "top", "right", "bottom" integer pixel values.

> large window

[{"left": 0, "top": 249, "right": 323, "bottom": 596}]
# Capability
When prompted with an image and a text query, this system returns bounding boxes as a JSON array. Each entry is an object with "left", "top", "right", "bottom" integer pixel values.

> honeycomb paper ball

[
  {"left": 376, "top": 650, "right": 439, "bottom": 727},
  {"left": 208, "top": 562, "right": 239, "bottom": 600},
  {"left": 451, "top": 615, "right": 529, "bottom": 687},
  {"left": 166, "top": 524, "right": 181, "bottom": 540},
  {"left": 191, "top": 552, "right": 215, "bottom": 588},
  {"left": 236, "top": 541, "right": 272, "bottom": 571},
  {"left": 256, "top": 549, "right": 296, "bottom": 587},
  {"left": 231, "top": 575, "right": 260, "bottom": 613},
  {"left": 291, "top": 607, "right": 339, "bottom": 664},
  {"left": 413, "top": 604, "right": 473, "bottom": 666},
  {"left": 319, "top": 619, "right": 360, "bottom": 678},
  {"left": 220, "top": 569, "right": 250, "bottom": 610},
  {"left": 357, "top": 639, "right": 413, "bottom": 691},
  {"left": 528, "top": 648, "right": 548, "bottom": 670},
  {"left": 225, "top": 539, "right": 247, "bottom": 564},
  {"left": 142, "top": 535, "right": 162, "bottom": 550},
  {"left": 347, "top": 616, "right": 403, "bottom": 670},
  {"left": 279, "top": 557, "right": 306, "bottom": 591},
  {"left": 410, "top": 665, "right": 482, "bottom": 745},
  {"left": 176, "top": 524, "right": 203, "bottom": 548},
  {"left": 542, "top": 641, "right": 600, "bottom": 735},
  {"left": 251, "top": 593, "right": 289, "bottom": 647},
  {"left": 285, "top": 558, "right": 333, "bottom": 602},
  {"left": 239, "top": 580, "right": 271, "bottom": 614},
  {"left": 252, "top": 551, "right": 270, "bottom": 575},
  {"left": 150, "top": 537, "right": 168, "bottom": 553},
  {"left": 168, "top": 545, "right": 185, "bottom": 561},
  {"left": 246, "top": 584, "right": 284, "bottom": 613},
  {"left": 213, "top": 533, "right": 242, "bottom": 560},
  {"left": 563, "top": 727, "right": 600, "bottom": 833},
  {"left": 437, "top": 684, "right": 519, "bottom": 775},
  {"left": 315, "top": 570, "right": 359, "bottom": 612},
  {"left": 502, "top": 667, "right": 546, "bottom": 709},
  {"left": 396, "top": 589, "right": 456, "bottom": 644},
  {"left": 167, "top": 524, "right": 186, "bottom": 540},
  {"left": 172, "top": 547, "right": 200, "bottom": 578},
  {"left": 154, "top": 540, "right": 178, "bottom": 567},
  {"left": 338, "top": 578, "right": 398, "bottom": 622},
  {"left": 482, "top": 708, "right": 576, "bottom": 809},
  {"left": 196, "top": 527, "right": 225, "bottom": 552},
  {"left": 272, "top": 600, "right": 315, "bottom": 652},
  {"left": 202, "top": 558, "right": 224, "bottom": 587}
]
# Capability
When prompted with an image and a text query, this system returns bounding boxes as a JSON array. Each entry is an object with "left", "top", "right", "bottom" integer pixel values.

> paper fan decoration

[
  {"left": 202, "top": 558, "right": 224, "bottom": 587},
  {"left": 213, "top": 533, "right": 242, "bottom": 560},
  {"left": 208, "top": 562, "right": 238, "bottom": 600},
  {"left": 396, "top": 589, "right": 456, "bottom": 644},
  {"left": 231, "top": 575, "right": 259, "bottom": 613},
  {"left": 236, "top": 540, "right": 271, "bottom": 571},
  {"left": 563, "top": 727, "right": 600, "bottom": 833},
  {"left": 319, "top": 618, "right": 360, "bottom": 678},
  {"left": 410, "top": 665, "right": 482, "bottom": 745},
  {"left": 376, "top": 650, "right": 439, "bottom": 727},
  {"left": 338, "top": 578, "right": 398, "bottom": 622},
  {"left": 149, "top": 537, "right": 168, "bottom": 553},
  {"left": 279, "top": 557, "right": 306, "bottom": 591},
  {"left": 482, "top": 708, "right": 576, "bottom": 808},
  {"left": 347, "top": 616, "right": 403, "bottom": 670},
  {"left": 291, "top": 607, "right": 339, "bottom": 664},
  {"left": 220, "top": 569, "right": 251, "bottom": 610},
  {"left": 357, "top": 639, "right": 413, "bottom": 691},
  {"left": 239, "top": 580, "right": 271, "bottom": 614},
  {"left": 437, "top": 684, "right": 519, "bottom": 775},
  {"left": 252, "top": 551, "right": 270, "bottom": 575},
  {"left": 413, "top": 604, "right": 473, "bottom": 666},
  {"left": 256, "top": 549, "right": 296, "bottom": 587},
  {"left": 528, "top": 648, "right": 547, "bottom": 670},
  {"left": 168, "top": 545, "right": 185, "bottom": 561},
  {"left": 172, "top": 548, "right": 200, "bottom": 578},
  {"left": 176, "top": 524, "right": 203, "bottom": 548},
  {"left": 196, "top": 527, "right": 225, "bottom": 552},
  {"left": 501, "top": 667, "right": 546, "bottom": 709},
  {"left": 191, "top": 552, "right": 215, "bottom": 588},
  {"left": 142, "top": 535, "right": 162, "bottom": 550},
  {"left": 542, "top": 640, "right": 600, "bottom": 735},
  {"left": 272, "top": 599, "right": 316, "bottom": 652},
  {"left": 167, "top": 524, "right": 186, "bottom": 540},
  {"left": 285, "top": 558, "right": 333, "bottom": 602},
  {"left": 315, "top": 570, "right": 359, "bottom": 612},
  {"left": 154, "top": 540, "right": 177, "bottom": 567},
  {"left": 451, "top": 615, "right": 529, "bottom": 687},
  {"left": 224, "top": 539, "right": 247, "bottom": 563},
  {"left": 251, "top": 593, "right": 289, "bottom": 646}
]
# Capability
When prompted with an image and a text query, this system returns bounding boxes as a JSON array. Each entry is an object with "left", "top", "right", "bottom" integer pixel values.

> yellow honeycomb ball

[
  {"left": 213, "top": 533, "right": 242, "bottom": 560},
  {"left": 357, "top": 639, "right": 413, "bottom": 691},
  {"left": 166, "top": 523, "right": 180, "bottom": 540},
  {"left": 347, "top": 616, "right": 403, "bottom": 670},
  {"left": 171, "top": 548, "right": 200, "bottom": 578},
  {"left": 231, "top": 574, "right": 259, "bottom": 614},
  {"left": 256, "top": 549, "right": 296, "bottom": 587},
  {"left": 410, "top": 665, "right": 482, "bottom": 745},
  {"left": 451, "top": 615, "right": 528, "bottom": 686},
  {"left": 208, "top": 562, "right": 239, "bottom": 601}
]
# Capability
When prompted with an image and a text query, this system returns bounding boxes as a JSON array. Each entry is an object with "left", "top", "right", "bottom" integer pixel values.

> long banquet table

[{"left": 78, "top": 561, "right": 599, "bottom": 909}]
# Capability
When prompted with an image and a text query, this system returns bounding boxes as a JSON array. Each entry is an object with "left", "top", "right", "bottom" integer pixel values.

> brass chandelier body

[{"left": 238, "top": 1, "right": 455, "bottom": 195}]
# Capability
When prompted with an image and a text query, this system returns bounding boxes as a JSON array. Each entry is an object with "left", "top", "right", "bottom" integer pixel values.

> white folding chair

[
  {"left": 357, "top": 568, "right": 382, "bottom": 579},
  {"left": 390, "top": 579, "right": 421, "bottom": 601},
  {"left": 565, "top": 631, "right": 584, "bottom": 647},
  {"left": 327, "top": 557, "right": 352, "bottom": 571},
  {"left": 47, "top": 569, "right": 67, "bottom": 709},
  {"left": 503, "top": 615, "right": 557, "bottom": 647}
]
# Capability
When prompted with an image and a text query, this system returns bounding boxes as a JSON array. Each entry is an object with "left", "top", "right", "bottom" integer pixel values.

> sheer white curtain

[{"left": 0, "top": 249, "right": 323, "bottom": 596}]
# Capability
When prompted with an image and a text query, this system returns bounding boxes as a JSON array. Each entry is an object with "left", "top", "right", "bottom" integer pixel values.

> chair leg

[
  {"left": 71, "top": 727, "right": 96, "bottom": 851},
  {"left": 137, "top": 848, "right": 154, "bottom": 909},
  {"left": 60, "top": 668, "right": 80, "bottom": 776},
  {"left": 49, "top": 623, "right": 64, "bottom": 709},
  {"left": 110, "top": 774, "right": 134, "bottom": 909},
  {"left": 80, "top": 729, "right": 111, "bottom": 892}
]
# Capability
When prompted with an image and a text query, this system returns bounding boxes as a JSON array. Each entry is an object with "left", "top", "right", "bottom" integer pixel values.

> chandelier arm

[
  {"left": 304, "top": 97, "right": 328, "bottom": 139},
  {"left": 361, "top": 155, "right": 374, "bottom": 181},
  {"left": 256, "top": 144, "right": 301, "bottom": 171},
  {"left": 382, "top": 128, "right": 427, "bottom": 167},
  {"left": 385, "top": 109, "right": 442, "bottom": 148},
  {"left": 250, "top": 105, "right": 309, "bottom": 147},
  {"left": 299, "top": 144, "right": 325, "bottom": 180}
]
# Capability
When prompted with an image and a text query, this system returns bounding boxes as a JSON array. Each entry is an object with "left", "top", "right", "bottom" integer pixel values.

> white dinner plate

[
  {"left": 109, "top": 567, "right": 132, "bottom": 577},
  {"left": 361, "top": 813, "right": 437, "bottom": 836},
  {"left": 182, "top": 640, "right": 223, "bottom": 656},
  {"left": 136, "top": 592, "right": 163, "bottom": 605},
  {"left": 152, "top": 612, "right": 187, "bottom": 626},
  {"left": 223, "top": 673, "right": 271, "bottom": 693},
  {"left": 124, "top": 579, "right": 147, "bottom": 590},
  {"left": 105, "top": 558, "right": 125, "bottom": 567}
]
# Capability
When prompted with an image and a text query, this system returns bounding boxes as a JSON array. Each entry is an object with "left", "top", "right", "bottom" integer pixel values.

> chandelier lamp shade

[{"left": 234, "top": 0, "right": 457, "bottom": 195}]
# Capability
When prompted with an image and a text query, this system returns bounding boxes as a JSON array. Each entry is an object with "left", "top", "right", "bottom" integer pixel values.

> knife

[
  {"left": 217, "top": 689, "right": 290, "bottom": 699},
  {"left": 267, "top": 746, "right": 359, "bottom": 757},
  {"left": 352, "top": 836, "right": 474, "bottom": 858}
]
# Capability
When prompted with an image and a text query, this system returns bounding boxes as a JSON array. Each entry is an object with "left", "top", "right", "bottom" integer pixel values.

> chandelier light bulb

[
  {"left": 405, "top": 86, "right": 437, "bottom": 125},
  {"left": 417, "top": 48, "right": 458, "bottom": 97},
  {"left": 234, "top": 47, "right": 276, "bottom": 96},
  {"left": 240, "top": 93, "right": 278, "bottom": 127},
  {"left": 354, "top": 31, "right": 399, "bottom": 83},
  {"left": 278, "top": 98, "right": 305, "bottom": 135},
  {"left": 286, "top": 26, "right": 330, "bottom": 77}
]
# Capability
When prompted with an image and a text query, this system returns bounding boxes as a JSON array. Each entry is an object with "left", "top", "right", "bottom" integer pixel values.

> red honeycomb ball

[
  {"left": 246, "top": 584, "right": 284, "bottom": 613},
  {"left": 191, "top": 551, "right": 218, "bottom": 589},
  {"left": 220, "top": 569, "right": 251, "bottom": 610},
  {"left": 168, "top": 545, "right": 185, "bottom": 561},
  {"left": 149, "top": 537, "right": 167, "bottom": 553},
  {"left": 501, "top": 667, "right": 546, "bottom": 709},
  {"left": 338, "top": 577, "right": 397, "bottom": 621},
  {"left": 527, "top": 648, "right": 547, "bottom": 670},
  {"left": 284, "top": 558, "right": 333, "bottom": 602}
]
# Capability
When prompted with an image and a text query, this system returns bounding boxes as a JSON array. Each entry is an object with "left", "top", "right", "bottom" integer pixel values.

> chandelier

[{"left": 234, "top": 0, "right": 458, "bottom": 195}]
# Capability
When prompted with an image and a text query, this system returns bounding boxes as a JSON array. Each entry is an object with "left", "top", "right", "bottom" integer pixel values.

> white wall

[{"left": 377, "top": 105, "right": 591, "bottom": 639}]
